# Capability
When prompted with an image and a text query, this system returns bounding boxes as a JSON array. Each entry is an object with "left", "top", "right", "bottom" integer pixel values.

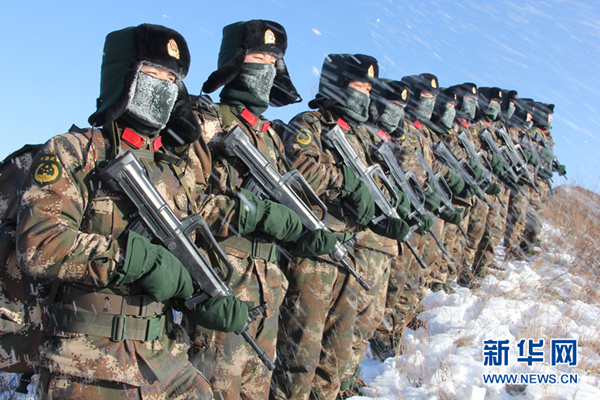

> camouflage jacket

[
  {"left": 15, "top": 124, "right": 210, "bottom": 385},
  {"left": 282, "top": 109, "right": 396, "bottom": 254}
]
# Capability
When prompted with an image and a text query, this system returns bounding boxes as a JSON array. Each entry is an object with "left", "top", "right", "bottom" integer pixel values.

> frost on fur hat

[
  {"left": 308, "top": 53, "right": 379, "bottom": 109},
  {"left": 202, "top": 20, "right": 301, "bottom": 107},
  {"left": 88, "top": 24, "right": 191, "bottom": 127}
]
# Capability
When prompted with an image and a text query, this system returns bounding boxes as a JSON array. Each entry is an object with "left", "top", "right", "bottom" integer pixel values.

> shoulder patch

[
  {"left": 32, "top": 154, "right": 62, "bottom": 186},
  {"left": 294, "top": 129, "right": 313, "bottom": 147}
]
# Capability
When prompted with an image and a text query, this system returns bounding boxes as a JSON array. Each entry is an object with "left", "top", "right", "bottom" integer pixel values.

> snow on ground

[{"left": 351, "top": 227, "right": 600, "bottom": 400}]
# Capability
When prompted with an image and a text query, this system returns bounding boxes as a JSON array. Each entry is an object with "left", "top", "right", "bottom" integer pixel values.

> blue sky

[{"left": 1, "top": 0, "right": 599, "bottom": 189}]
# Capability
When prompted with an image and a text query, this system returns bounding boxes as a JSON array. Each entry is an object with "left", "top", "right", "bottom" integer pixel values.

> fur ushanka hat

[
  {"left": 88, "top": 24, "right": 191, "bottom": 128},
  {"left": 401, "top": 73, "right": 440, "bottom": 120},
  {"left": 308, "top": 53, "right": 379, "bottom": 110},
  {"left": 202, "top": 20, "right": 301, "bottom": 107}
]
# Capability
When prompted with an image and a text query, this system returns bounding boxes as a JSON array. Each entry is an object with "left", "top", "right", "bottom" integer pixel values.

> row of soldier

[{"left": 0, "top": 19, "right": 565, "bottom": 400}]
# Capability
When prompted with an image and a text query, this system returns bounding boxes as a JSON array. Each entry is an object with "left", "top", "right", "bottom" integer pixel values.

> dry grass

[{"left": 540, "top": 183, "right": 600, "bottom": 304}]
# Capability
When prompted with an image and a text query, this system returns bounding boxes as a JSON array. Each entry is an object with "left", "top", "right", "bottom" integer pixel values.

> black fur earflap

[
  {"left": 201, "top": 20, "right": 301, "bottom": 106},
  {"left": 161, "top": 82, "right": 201, "bottom": 146}
]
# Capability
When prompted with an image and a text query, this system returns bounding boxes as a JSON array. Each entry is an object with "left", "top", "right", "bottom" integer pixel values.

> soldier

[
  {"left": 470, "top": 87, "right": 513, "bottom": 278},
  {"left": 400, "top": 74, "right": 470, "bottom": 293},
  {"left": 272, "top": 54, "right": 412, "bottom": 400},
  {"left": 367, "top": 79, "right": 434, "bottom": 363},
  {"left": 503, "top": 97, "right": 537, "bottom": 261},
  {"left": 188, "top": 20, "right": 337, "bottom": 400},
  {"left": 14, "top": 24, "right": 242, "bottom": 399}
]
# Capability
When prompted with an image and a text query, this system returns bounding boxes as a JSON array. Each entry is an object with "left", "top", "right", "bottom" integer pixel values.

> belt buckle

[
  {"left": 111, "top": 315, "right": 127, "bottom": 342},
  {"left": 144, "top": 315, "right": 164, "bottom": 343},
  {"left": 252, "top": 238, "right": 262, "bottom": 259}
]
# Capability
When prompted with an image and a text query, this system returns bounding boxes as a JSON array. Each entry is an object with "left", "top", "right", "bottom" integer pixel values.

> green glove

[
  {"left": 339, "top": 166, "right": 375, "bottom": 225},
  {"left": 395, "top": 189, "right": 411, "bottom": 219},
  {"left": 294, "top": 229, "right": 338, "bottom": 257},
  {"left": 445, "top": 170, "right": 465, "bottom": 196},
  {"left": 469, "top": 159, "right": 484, "bottom": 181},
  {"left": 424, "top": 185, "right": 441, "bottom": 212},
  {"left": 238, "top": 188, "right": 303, "bottom": 242},
  {"left": 438, "top": 207, "right": 464, "bottom": 225},
  {"left": 411, "top": 213, "right": 434, "bottom": 234},
  {"left": 523, "top": 149, "right": 539, "bottom": 167},
  {"left": 485, "top": 182, "right": 502, "bottom": 196},
  {"left": 538, "top": 167, "right": 553, "bottom": 180},
  {"left": 370, "top": 217, "right": 410, "bottom": 241},
  {"left": 459, "top": 182, "right": 479, "bottom": 198},
  {"left": 184, "top": 296, "right": 252, "bottom": 333},
  {"left": 554, "top": 163, "right": 567, "bottom": 176},
  {"left": 490, "top": 152, "right": 504, "bottom": 176},
  {"left": 540, "top": 147, "right": 554, "bottom": 164},
  {"left": 116, "top": 231, "right": 194, "bottom": 302}
]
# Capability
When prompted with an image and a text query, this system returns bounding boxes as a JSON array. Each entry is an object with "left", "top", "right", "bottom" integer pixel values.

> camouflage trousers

[
  {"left": 39, "top": 362, "right": 212, "bottom": 400},
  {"left": 190, "top": 242, "right": 287, "bottom": 400},
  {"left": 343, "top": 230, "right": 397, "bottom": 384},
  {"left": 458, "top": 198, "right": 489, "bottom": 277},
  {"left": 520, "top": 180, "right": 547, "bottom": 255},
  {"left": 425, "top": 218, "right": 456, "bottom": 290},
  {"left": 503, "top": 186, "right": 531, "bottom": 260},
  {"left": 371, "top": 239, "right": 427, "bottom": 359},
  {"left": 472, "top": 187, "right": 510, "bottom": 276},
  {"left": 270, "top": 253, "right": 359, "bottom": 400}
]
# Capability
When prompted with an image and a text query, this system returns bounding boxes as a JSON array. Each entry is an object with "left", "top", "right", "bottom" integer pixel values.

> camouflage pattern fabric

[
  {"left": 189, "top": 102, "right": 289, "bottom": 400},
  {"left": 15, "top": 125, "right": 212, "bottom": 399},
  {"left": 504, "top": 185, "right": 531, "bottom": 260}
]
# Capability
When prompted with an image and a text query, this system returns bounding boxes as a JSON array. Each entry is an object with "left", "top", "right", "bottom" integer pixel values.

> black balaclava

[
  {"left": 309, "top": 54, "right": 379, "bottom": 123},
  {"left": 477, "top": 87, "right": 503, "bottom": 122},
  {"left": 88, "top": 24, "right": 201, "bottom": 146},
  {"left": 370, "top": 79, "right": 411, "bottom": 136},
  {"left": 202, "top": 20, "right": 301, "bottom": 116},
  {"left": 401, "top": 73, "right": 440, "bottom": 123}
]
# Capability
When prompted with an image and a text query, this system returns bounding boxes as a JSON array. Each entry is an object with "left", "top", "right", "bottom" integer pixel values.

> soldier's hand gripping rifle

[
  {"left": 456, "top": 130, "right": 506, "bottom": 208},
  {"left": 431, "top": 140, "right": 495, "bottom": 209},
  {"left": 479, "top": 129, "right": 522, "bottom": 188},
  {"left": 494, "top": 126, "right": 539, "bottom": 194},
  {"left": 372, "top": 141, "right": 458, "bottom": 264},
  {"left": 321, "top": 125, "right": 428, "bottom": 269},
  {"left": 414, "top": 148, "right": 468, "bottom": 238},
  {"left": 520, "top": 133, "right": 555, "bottom": 194},
  {"left": 218, "top": 126, "right": 370, "bottom": 291},
  {"left": 99, "top": 151, "right": 275, "bottom": 370}
]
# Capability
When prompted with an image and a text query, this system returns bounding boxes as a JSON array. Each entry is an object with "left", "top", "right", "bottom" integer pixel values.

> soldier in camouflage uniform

[
  {"left": 187, "top": 20, "right": 337, "bottom": 400},
  {"left": 503, "top": 97, "right": 537, "bottom": 261},
  {"left": 470, "top": 88, "right": 516, "bottom": 277},
  {"left": 14, "top": 24, "right": 246, "bottom": 399},
  {"left": 399, "top": 74, "right": 470, "bottom": 293},
  {"left": 272, "top": 54, "right": 412, "bottom": 400},
  {"left": 366, "top": 79, "right": 434, "bottom": 363},
  {"left": 518, "top": 101, "right": 557, "bottom": 256}
]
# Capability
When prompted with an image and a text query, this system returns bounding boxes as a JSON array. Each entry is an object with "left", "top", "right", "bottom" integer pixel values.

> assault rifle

[
  {"left": 431, "top": 140, "right": 495, "bottom": 209},
  {"left": 99, "top": 151, "right": 275, "bottom": 370},
  {"left": 414, "top": 148, "right": 468, "bottom": 238},
  {"left": 372, "top": 141, "right": 458, "bottom": 264},
  {"left": 456, "top": 130, "right": 506, "bottom": 208},
  {"left": 321, "top": 125, "right": 428, "bottom": 269},
  {"left": 478, "top": 129, "right": 521, "bottom": 186},
  {"left": 520, "top": 134, "right": 556, "bottom": 194},
  {"left": 217, "top": 126, "right": 370, "bottom": 290},
  {"left": 494, "top": 126, "right": 539, "bottom": 194}
]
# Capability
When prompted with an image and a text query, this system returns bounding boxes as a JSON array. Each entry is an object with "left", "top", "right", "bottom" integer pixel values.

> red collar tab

[
  {"left": 485, "top": 120, "right": 491, "bottom": 126},
  {"left": 121, "top": 128, "right": 144, "bottom": 149},
  {"left": 337, "top": 118, "right": 350, "bottom": 131},
  {"left": 461, "top": 120, "right": 469, "bottom": 128},
  {"left": 241, "top": 108, "right": 259, "bottom": 127},
  {"left": 376, "top": 129, "right": 390, "bottom": 141},
  {"left": 261, "top": 122, "right": 271, "bottom": 132},
  {"left": 414, "top": 120, "right": 423, "bottom": 130},
  {"left": 152, "top": 136, "right": 163, "bottom": 152}
]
